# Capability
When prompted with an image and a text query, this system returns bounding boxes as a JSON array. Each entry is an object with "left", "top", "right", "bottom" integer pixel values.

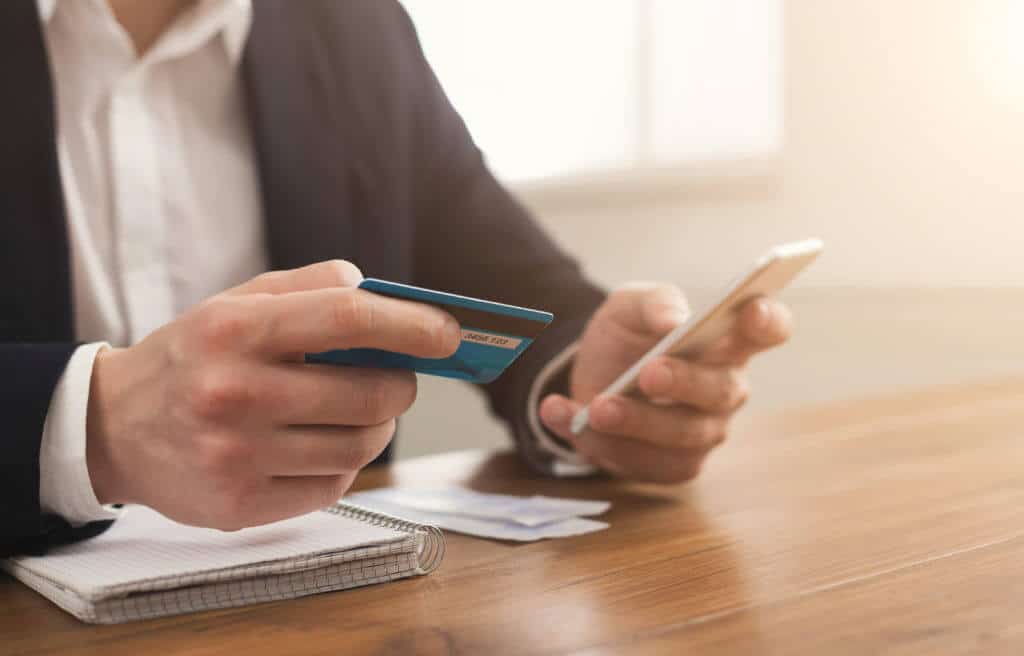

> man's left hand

[{"left": 539, "top": 283, "right": 792, "bottom": 483}]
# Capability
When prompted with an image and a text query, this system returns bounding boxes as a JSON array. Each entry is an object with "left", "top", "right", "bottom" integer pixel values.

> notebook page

[{"left": 7, "top": 505, "right": 409, "bottom": 598}]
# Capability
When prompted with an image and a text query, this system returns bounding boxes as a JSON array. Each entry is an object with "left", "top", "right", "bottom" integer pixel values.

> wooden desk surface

[{"left": 5, "top": 379, "right": 1024, "bottom": 655}]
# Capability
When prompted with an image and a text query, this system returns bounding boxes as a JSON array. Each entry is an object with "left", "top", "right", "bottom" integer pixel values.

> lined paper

[{"left": 8, "top": 505, "right": 408, "bottom": 598}]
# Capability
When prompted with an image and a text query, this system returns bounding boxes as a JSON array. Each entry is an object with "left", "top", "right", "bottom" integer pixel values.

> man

[{"left": 0, "top": 0, "right": 792, "bottom": 555}]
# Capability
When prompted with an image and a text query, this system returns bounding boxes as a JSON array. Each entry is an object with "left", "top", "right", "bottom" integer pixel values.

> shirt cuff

[
  {"left": 39, "top": 342, "right": 119, "bottom": 526},
  {"left": 525, "top": 340, "right": 598, "bottom": 477}
]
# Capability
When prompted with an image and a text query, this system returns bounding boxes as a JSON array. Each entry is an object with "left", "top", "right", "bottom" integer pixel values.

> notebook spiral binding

[{"left": 325, "top": 502, "right": 446, "bottom": 575}]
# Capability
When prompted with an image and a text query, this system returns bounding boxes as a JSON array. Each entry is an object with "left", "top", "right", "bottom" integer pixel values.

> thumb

[
  {"left": 640, "top": 287, "right": 690, "bottom": 336},
  {"left": 539, "top": 394, "right": 585, "bottom": 442},
  {"left": 224, "top": 260, "right": 364, "bottom": 296},
  {"left": 606, "top": 283, "right": 690, "bottom": 336}
]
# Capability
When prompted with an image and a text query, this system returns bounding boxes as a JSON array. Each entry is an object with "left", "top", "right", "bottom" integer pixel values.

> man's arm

[
  {"left": 379, "top": 3, "right": 794, "bottom": 483},
  {"left": 387, "top": 5, "right": 606, "bottom": 471},
  {"left": 0, "top": 344, "right": 114, "bottom": 555}
]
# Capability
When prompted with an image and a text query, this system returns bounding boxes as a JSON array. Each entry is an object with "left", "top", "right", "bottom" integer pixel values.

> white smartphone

[{"left": 569, "top": 238, "right": 824, "bottom": 435}]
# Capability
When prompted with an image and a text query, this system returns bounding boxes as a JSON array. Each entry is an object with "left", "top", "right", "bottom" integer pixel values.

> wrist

[
  {"left": 527, "top": 341, "right": 593, "bottom": 472},
  {"left": 85, "top": 346, "right": 132, "bottom": 505}
]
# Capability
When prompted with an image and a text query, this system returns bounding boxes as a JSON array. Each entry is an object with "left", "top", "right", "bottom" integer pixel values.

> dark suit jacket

[{"left": 0, "top": 0, "right": 604, "bottom": 555}]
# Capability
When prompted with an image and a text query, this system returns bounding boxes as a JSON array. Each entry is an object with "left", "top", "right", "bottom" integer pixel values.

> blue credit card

[{"left": 305, "top": 279, "right": 554, "bottom": 384}]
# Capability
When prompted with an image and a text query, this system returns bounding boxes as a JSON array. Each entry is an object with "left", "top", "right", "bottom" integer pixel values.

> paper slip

[
  {"left": 349, "top": 487, "right": 610, "bottom": 527},
  {"left": 344, "top": 488, "right": 611, "bottom": 542}
]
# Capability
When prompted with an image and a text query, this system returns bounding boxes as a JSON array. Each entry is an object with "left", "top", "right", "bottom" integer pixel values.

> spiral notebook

[{"left": 1, "top": 503, "right": 444, "bottom": 624}]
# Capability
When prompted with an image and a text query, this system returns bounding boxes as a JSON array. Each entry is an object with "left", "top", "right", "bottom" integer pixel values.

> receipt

[
  {"left": 344, "top": 487, "right": 611, "bottom": 541},
  {"left": 350, "top": 487, "right": 610, "bottom": 527}
]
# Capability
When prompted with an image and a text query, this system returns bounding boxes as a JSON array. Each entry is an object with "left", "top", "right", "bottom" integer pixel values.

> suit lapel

[
  {"left": 0, "top": 1, "right": 73, "bottom": 341},
  {"left": 243, "top": 1, "right": 358, "bottom": 273}
]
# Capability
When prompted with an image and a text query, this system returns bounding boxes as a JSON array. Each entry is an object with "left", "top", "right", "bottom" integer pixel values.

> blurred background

[{"left": 397, "top": 0, "right": 1024, "bottom": 459}]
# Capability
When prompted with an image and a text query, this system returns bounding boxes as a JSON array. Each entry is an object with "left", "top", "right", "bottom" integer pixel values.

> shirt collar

[
  {"left": 213, "top": 0, "right": 252, "bottom": 64},
  {"left": 37, "top": 0, "right": 57, "bottom": 22},
  {"left": 36, "top": 0, "right": 252, "bottom": 65}
]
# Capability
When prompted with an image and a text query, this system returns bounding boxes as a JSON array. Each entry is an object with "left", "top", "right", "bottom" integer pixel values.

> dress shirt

[{"left": 37, "top": 0, "right": 266, "bottom": 524}]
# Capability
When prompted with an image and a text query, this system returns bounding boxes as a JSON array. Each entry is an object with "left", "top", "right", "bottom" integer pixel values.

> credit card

[{"left": 305, "top": 278, "right": 554, "bottom": 383}]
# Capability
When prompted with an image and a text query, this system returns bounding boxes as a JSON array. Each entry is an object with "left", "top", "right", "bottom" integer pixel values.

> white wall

[
  {"left": 523, "top": 0, "right": 1024, "bottom": 292},
  {"left": 397, "top": 0, "right": 1024, "bottom": 459}
]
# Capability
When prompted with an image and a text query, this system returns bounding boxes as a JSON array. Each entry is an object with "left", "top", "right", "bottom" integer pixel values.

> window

[{"left": 401, "top": 0, "right": 783, "bottom": 186}]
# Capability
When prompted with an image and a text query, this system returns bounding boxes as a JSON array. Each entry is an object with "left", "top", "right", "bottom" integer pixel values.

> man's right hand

[{"left": 83, "top": 261, "right": 460, "bottom": 530}]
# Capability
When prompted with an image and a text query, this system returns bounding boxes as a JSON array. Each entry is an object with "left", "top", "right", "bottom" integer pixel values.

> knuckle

[
  {"left": 420, "top": 314, "right": 451, "bottom": 354},
  {"left": 197, "top": 433, "right": 249, "bottom": 478},
  {"left": 646, "top": 456, "right": 704, "bottom": 485},
  {"left": 322, "top": 260, "right": 363, "bottom": 287},
  {"left": 354, "top": 377, "right": 388, "bottom": 424},
  {"left": 333, "top": 290, "right": 375, "bottom": 342},
  {"left": 189, "top": 367, "right": 251, "bottom": 419},
  {"left": 192, "top": 297, "right": 252, "bottom": 352},
  {"left": 711, "top": 372, "right": 738, "bottom": 409},
  {"left": 667, "top": 460, "right": 703, "bottom": 484},
  {"left": 359, "top": 420, "right": 396, "bottom": 467},
  {"left": 412, "top": 314, "right": 435, "bottom": 350},
  {"left": 699, "top": 419, "right": 725, "bottom": 447},
  {"left": 609, "top": 284, "right": 637, "bottom": 300},
  {"left": 251, "top": 269, "right": 288, "bottom": 291},
  {"left": 652, "top": 281, "right": 683, "bottom": 302},
  {"left": 354, "top": 371, "right": 416, "bottom": 423},
  {"left": 387, "top": 370, "right": 418, "bottom": 414},
  {"left": 684, "top": 418, "right": 723, "bottom": 450},
  {"left": 318, "top": 475, "right": 354, "bottom": 508},
  {"left": 607, "top": 282, "right": 648, "bottom": 308},
  {"left": 337, "top": 422, "right": 394, "bottom": 471},
  {"left": 732, "top": 376, "right": 751, "bottom": 409},
  {"left": 682, "top": 362, "right": 701, "bottom": 396}
]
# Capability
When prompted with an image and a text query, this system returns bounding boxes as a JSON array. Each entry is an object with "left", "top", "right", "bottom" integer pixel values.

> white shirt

[
  {"left": 37, "top": 0, "right": 589, "bottom": 526},
  {"left": 37, "top": 0, "right": 267, "bottom": 524}
]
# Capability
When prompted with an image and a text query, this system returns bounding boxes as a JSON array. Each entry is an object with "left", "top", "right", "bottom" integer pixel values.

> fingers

[
  {"left": 217, "top": 472, "right": 359, "bottom": 529},
  {"left": 540, "top": 393, "right": 725, "bottom": 454},
  {"left": 540, "top": 392, "right": 724, "bottom": 484},
  {"left": 636, "top": 357, "right": 749, "bottom": 414},
  {"left": 604, "top": 283, "right": 690, "bottom": 336},
  {"left": 185, "top": 360, "right": 418, "bottom": 426},
  {"left": 266, "top": 473, "right": 357, "bottom": 513},
  {"left": 224, "top": 260, "right": 363, "bottom": 296},
  {"left": 263, "top": 422, "right": 397, "bottom": 476},
  {"left": 740, "top": 297, "right": 792, "bottom": 348},
  {"left": 202, "top": 422, "right": 394, "bottom": 482},
  {"left": 268, "top": 364, "right": 418, "bottom": 426},
  {"left": 184, "top": 415, "right": 394, "bottom": 530},
  {"left": 538, "top": 394, "right": 585, "bottom": 440},
  {"left": 586, "top": 396, "right": 726, "bottom": 450},
  {"left": 699, "top": 298, "right": 793, "bottom": 366},
  {"left": 191, "top": 287, "right": 461, "bottom": 360},
  {"left": 570, "top": 431, "right": 706, "bottom": 484}
]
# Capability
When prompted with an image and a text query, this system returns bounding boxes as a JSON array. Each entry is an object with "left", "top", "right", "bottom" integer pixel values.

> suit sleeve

[
  {"left": 392, "top": 6, "right": 607, "bottom": 472},
  {"left": 0, "top": 344, "right": 114, "bottom": 556}
]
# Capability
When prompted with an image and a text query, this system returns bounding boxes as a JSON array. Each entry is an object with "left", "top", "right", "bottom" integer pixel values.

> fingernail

[
  {"left": 592, "top": 398, "right": 624, "bottom": 429},
  {"left": 666, "top": 305, "right": 689, "bottom": 326},
  {"left": 646, "top": 362, "right": 673, "bottom": 394},
  {"left": 441, "top": 317, "right": 461, "bottom": 350}
]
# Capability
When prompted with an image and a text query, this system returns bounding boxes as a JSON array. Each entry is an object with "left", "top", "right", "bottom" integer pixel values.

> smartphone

[{"left": 569, "top": 238, "right": 824, "bottom": 435}]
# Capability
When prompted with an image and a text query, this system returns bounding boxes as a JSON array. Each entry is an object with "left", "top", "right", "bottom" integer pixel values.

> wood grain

[
  {"left": 4, "top": 379, "right": 1024, "bottom": 655},
  {"left": 579, "top": 536, "right": 1024, "bottom": 655}
]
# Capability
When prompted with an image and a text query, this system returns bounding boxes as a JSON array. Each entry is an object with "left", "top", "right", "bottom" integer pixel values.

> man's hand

[
  {"left": 539, "top": 283, "right": 792, "bottom": 483},
  {"left": 84, "top": 261, "right": 460, "bottom": 530}
]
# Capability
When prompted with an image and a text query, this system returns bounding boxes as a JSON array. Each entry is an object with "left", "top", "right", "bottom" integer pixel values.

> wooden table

[{"left": 5, "top": 379, "right": 1024, "bottom": 655}]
